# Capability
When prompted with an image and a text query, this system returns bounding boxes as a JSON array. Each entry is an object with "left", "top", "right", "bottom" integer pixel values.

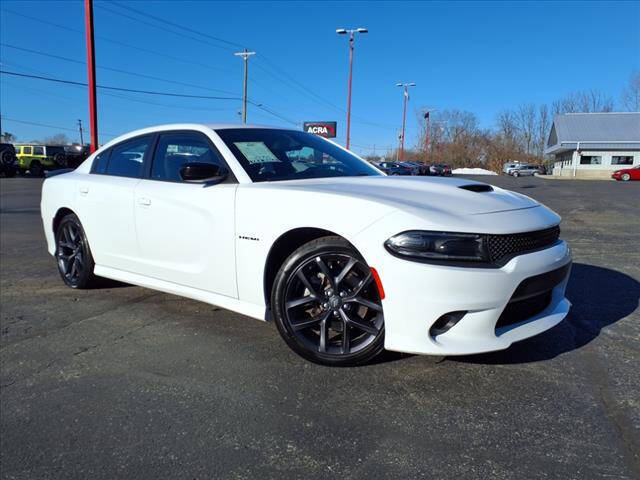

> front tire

[
  {"left": 622, "top": 173, "right": 631, "bottom": 181},
  {"left": 55, "top": 213, "right": 96, "bottom": 288},
  {"left": 271, "top": 236, "right": 385, "bottom": 366},
  {"left": 29, "top": 162, "right": 44, "bottom": 177}
]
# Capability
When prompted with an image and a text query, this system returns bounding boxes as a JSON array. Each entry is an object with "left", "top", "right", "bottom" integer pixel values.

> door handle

[
  {"left": 79, "top": 187, "right": 89, "bottom": 196},
  {"left": 137, "top": 197, "right": 151, "bottom": 206}
]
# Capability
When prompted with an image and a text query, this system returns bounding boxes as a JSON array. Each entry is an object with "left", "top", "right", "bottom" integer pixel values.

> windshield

[{"left": 216, "top": 128, "right": 382, "bottom": 182}]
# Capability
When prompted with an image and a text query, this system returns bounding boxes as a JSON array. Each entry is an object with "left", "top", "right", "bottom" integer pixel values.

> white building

[{"left": 546, "top": 112, "right": 640, "bottom": 179}]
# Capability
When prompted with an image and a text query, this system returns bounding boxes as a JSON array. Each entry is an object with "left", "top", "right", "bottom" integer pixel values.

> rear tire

[
  {"left": 271, "top": 236, "right": 385, "bottom": 366},
  {"left": 55, "top": 213, "right": 96, "bottom": 289}
]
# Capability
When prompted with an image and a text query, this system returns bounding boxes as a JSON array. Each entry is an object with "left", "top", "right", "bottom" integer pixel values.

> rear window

[{"left": 104, "top": 136, "right": 150, "bottom": 178}]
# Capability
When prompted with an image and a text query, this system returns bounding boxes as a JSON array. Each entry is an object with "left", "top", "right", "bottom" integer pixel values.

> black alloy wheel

[
  {"left": 55, "top": 213, "right": 96, "bottom": 288},
  {"left": 272, "top": 236, "right": 385, "bottom": 366}
]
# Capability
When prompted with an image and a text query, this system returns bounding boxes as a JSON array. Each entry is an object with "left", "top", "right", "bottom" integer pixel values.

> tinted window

[
  {"left": 580, "top": 156, "right": 601, "bottom": 165},
  {"left": 612, "top": 156, "right": 633, "bottom": 165},
  {"left": 151, "top": 132, "right": 226, "bottom": 182},
  {"left": 23, "top": 146, "right": 32, "bottom": 155},
  {"left": 33, "top": 146, "right": 44, "bottom": 155},
  {"left": 216, "top": 128, "right": 381, "bottom": 182},
  {"left": 105, "top": 136, "right": 150, "bottom": 178},
  {"left": 91, "top": 149, "right": 111, "bottom": 174}
]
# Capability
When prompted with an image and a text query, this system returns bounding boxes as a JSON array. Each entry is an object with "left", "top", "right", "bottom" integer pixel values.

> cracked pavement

[{"left": 1, "top": 176, "right": 639, "bottom": 479}]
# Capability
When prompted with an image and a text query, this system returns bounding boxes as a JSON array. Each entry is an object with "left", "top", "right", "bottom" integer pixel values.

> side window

[
  {"left": 105, "top": 136, "right": 150, "bottom": 178},
  {"left": 91, "top": 149, "right": 111, "bottom": 174},
  {"left": 23, "top": 146, "right": 32, "bottom": 155},
  {"left": 151, "top": 132, "right": 226, "bottom": 182},
  {"left": 33, "top": 146, "right": 44, "bottom": 155}
]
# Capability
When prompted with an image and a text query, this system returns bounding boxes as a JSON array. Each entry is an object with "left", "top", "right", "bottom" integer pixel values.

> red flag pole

[{"left": 84, "top": 0, "right": 98, "bottom": 153}]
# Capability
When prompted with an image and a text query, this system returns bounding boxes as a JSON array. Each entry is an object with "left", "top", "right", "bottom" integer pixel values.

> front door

[{"left": 133, "top": 131, "right": 237, "bottom": 297}]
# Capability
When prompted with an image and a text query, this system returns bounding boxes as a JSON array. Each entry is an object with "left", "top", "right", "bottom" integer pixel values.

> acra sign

[{"left": 303, "top": 121, "right": 337, "bottom": 138}]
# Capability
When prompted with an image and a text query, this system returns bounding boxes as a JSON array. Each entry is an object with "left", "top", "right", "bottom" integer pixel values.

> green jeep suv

[{"left": 15, "top": 145, "right": 67, "bottom": 176}]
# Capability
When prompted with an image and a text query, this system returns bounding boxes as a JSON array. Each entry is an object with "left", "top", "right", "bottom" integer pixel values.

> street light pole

[
  {"left": 396, "top": 82, "right": 415, "bottom": 161},
  {"left": 234, "top": 49, "right": 256, "bottom": 124},
  {"left": 336, "top": 27, "right": 367, "bottom": 150}
]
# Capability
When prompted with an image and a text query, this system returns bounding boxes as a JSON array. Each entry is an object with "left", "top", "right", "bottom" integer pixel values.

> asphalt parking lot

[{"left": 1, "top": 175, "right": 639, "bottom": 479}]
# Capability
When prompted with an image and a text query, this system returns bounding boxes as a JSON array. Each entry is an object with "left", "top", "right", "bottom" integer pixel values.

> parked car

[
  {"left": 63, "top": 145, "right": 90, "bottom": 169},
  {"left": 431, "top": 164, "right": 452, "bottom": 176},
  {"left": 0, "top": 143, "right": 18, "bottom": 177},
  {"left": 401, "top": 161, "right": 430, "bottom": 176},
  {"left": 503, "top": 162, "right": 520, "bottom": 175},
  {"left": 375, "top": 161, "right": 413, "bottom": 175},
  {"left": 15, "top": 144, "right": 68, "bottom": 176},
  {"left": 41, "top": 124, "right": 571, "bottom": 366},
  {"left": 398, "top": 162, "right": 421, "bottom": 175},
  {"left": 611, "top": 164, "right": 640, "bottom": 181},
  {"left": 510, "top": 164, "right": 540, "bottom": 177}
]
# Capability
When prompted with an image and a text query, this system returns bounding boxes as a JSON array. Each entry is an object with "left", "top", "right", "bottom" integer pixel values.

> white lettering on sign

[{"left": 307, "top": 126, "right": 329, "bottom": 135}]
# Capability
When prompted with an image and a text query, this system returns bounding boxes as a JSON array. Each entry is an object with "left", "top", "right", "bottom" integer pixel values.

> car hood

[{"left": 254, "top": 176, "right": 539, "bottom": 216}]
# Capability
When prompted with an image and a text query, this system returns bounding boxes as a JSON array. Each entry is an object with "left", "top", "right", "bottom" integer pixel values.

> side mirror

[{"left": 180, "top": 162, "right": 227, "bottom": 183}]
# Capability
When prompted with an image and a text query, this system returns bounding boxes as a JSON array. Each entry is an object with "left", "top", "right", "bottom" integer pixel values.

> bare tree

[
  {"left": 620, "top": 71, "right": 640, "bottom": 111},
  {"left": 1, "top": 131, "right": 17, "bottom": 143},
  {"left": 552, "top": 90, "right": 614, "bottom": 114},
  {"left": 43, "top": 133, "right": 72, "bottom": 145},
  {"left": 536, "top": 104, "right": 550, "bottom": 158},
  {"left": 515, "top": 103, "right": 537, "bottom": 155}
]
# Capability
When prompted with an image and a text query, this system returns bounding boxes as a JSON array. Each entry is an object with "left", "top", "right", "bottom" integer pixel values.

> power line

[
  {"left": 2, "top": 6, "right": 393, "bottom": 131},
  {"left": 1, "top": 43, "right": 239, "bottom": 95},
  {"left": 90, "top": 3, "right": 362, "bottom": 122},
  {"left": 1, "top": 116, "right": 119, "bottom": 137},
  {"left": 1, "top": 70, "right": 298, "bottom": 125},
  {"left": 0, "top": 70, "right": 242, "bottom": 100},
  {"left": 95, "top": 3, "right": 237, "bottom": 54},
  {"left": 0, "top": 8, "right": 234, "bottom": 75},
  {"left": 1, "top": 78, "right": 237, "bottom": 115},
  {"left": 108, "top": 1, "right": 246, "bottom": 50}
]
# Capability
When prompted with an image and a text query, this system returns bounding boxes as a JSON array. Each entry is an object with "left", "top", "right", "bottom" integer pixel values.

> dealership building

[{"left": 546, "top": 112, "right": 640, "bottom": 178}]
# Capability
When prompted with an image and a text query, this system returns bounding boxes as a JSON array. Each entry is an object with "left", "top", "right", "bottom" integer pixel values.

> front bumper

[{"left": 378, "top": 240, "right": 572, "bottom": 355}]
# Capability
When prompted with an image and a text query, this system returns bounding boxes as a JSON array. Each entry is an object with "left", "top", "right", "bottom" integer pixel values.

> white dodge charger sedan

[{"left": 41, "top": 124, "right": 572, "bottom": 366}]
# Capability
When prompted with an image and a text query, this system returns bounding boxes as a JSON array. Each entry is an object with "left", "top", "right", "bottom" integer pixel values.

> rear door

[
  {"left": 133, "top": 130, "right": 238, "bottom": 296},
  {"left": 75, "top": 135, "right": 153, "bottom": 271}
]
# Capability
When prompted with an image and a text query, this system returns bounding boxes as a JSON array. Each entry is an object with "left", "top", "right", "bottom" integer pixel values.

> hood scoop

[{"left": 458, "top": 184, "right": 494, "bottom": 193}]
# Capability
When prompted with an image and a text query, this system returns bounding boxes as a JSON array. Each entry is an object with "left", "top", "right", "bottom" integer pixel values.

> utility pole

[
  {"left": 84, "top": 0, "right": 98, "bottom": 152},
  {"left": 336, "top": 27, "right": 367, "bottom": 150},
  {"left": 234, "top": 49, "right": 255, "bottom": 124},
  {"left": 77, "top": 119, "right": 84, "bottom": 146},
  {"left": 396, "top": 82, "right": 415, "bottom": 161}
]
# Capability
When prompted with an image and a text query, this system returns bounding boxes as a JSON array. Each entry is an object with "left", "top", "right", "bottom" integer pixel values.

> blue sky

[{"left": 1, "top": 0, "right": 638, "bottom": 155}]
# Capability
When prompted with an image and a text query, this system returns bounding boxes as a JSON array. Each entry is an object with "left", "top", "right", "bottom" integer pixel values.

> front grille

[
  {"left": 495, "top": 291, "right": 552, "bottom": 330},
  {"left": 495, "top": 263, "right": 570, "bottom": 331},
  {"left": 486, "top": 226, "right": 560, "bottom": 264}
]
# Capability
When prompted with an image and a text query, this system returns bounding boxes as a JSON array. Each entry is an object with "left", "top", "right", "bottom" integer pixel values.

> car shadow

[
  {"left": 450, "top": 263, "right": 639, "bottom": 364},
  {"left": 89, "top": 277, "right": 131, "bottom": 289}
]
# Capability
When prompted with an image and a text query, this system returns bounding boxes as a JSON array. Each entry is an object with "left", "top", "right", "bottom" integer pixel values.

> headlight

[{"left": 384, "top": 231, "right": 489, "bottom": 263}]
